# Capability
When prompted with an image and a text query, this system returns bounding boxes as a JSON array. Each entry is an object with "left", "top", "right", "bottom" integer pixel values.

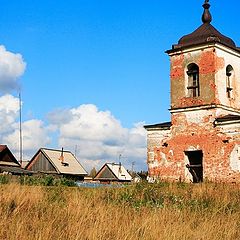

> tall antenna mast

[
  {"left": 74, "top": 145, "right": 77, "bottom": 157},
  {"left": 19, "top": 92, "right": 23, "bottom": 166},
  {"left": 131, "top": 161, "right": 135, "bottom": 173}
]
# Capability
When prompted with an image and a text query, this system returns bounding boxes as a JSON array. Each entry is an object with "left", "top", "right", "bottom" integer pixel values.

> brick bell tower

[
  {"left": 167, "top": 0, "right": 240, "bottom": 115},
  {"left": 145, "top": 0, "right": 240, "bottom": 183}
]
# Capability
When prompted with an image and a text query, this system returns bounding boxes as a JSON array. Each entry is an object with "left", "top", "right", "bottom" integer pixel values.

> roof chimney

[
  {"left": 119, "top": 162, "right": 122, "bottom": 174},
  {"left": 59, "top": 147, "right": 64, "bottom": 164}
]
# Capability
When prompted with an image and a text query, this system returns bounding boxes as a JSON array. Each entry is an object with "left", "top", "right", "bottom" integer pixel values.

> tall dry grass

[{"left": 0, "top": 182, "right": 239, "bottom": 240}]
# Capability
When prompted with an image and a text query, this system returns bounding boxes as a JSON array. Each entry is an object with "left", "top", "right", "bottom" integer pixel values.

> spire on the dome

[
  {"left": 202, "top": 0, "right": 212, "bottom": 24},
  {"left": 166, "top": 0, "right": 239, "bottom": 54}
]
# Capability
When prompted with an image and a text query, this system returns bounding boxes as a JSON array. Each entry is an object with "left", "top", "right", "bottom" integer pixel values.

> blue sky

[{"left": 0, "top": 0, "right": 240, "bottom": 171}]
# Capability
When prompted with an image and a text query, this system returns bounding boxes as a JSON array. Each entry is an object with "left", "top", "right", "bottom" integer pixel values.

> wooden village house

[
  {"left": 129, "top": 171, "right": 142, "bottom": 183},
  {"left": 94, "top": 163, "right": 132, "bottom": 183},
  {"left": 0, "top": 145, "right": 31, "bottom": 175},
  {"left": 26, "top": 148, "right": 87, "bottom": 180},
  {"left": 145, "top": 1, "right": 240, "bottom": 183}
]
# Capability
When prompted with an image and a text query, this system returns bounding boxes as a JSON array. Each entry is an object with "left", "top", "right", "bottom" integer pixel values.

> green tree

[{"left": 89, "top": 167, "right": 97, "bottom": 178}]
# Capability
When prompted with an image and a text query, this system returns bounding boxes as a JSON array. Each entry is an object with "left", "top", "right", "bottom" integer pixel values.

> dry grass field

[{"left": 0, "top": 182, "right": 240, "bottom": 240}]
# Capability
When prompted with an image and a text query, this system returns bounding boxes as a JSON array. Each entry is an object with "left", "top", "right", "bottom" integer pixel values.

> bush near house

[
  {"left": 0, "top": 182, "right": 239, "bottom": 239},
  {"left": 0, "top": 175, "right": 77, "bottom": 187}
]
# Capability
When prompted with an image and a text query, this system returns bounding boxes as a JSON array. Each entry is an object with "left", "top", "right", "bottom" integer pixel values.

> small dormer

[{"left": 166, "top": 0, "right": 240, "bottom": 111}]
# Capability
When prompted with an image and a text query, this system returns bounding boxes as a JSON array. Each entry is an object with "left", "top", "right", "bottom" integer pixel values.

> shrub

[
  {"left": 53, "top": 177, "right": 77, "bottom": 187},
  {"left": 0, "top": 175, "right": 10, "bottom": 184},
  {"left": 19, "top": 175, "right": 77, "bottom": 187},
  {"left": 41, "top": 175, "right": 55, "bottom": 186}
]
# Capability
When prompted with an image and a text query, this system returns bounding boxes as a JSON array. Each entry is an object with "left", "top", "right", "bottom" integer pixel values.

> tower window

[
  {"left": 187, "top": 63, "right": 200, "bottom": 97},
  {"left": 226, "top": 65, "right": 233, "bottom": 98}
]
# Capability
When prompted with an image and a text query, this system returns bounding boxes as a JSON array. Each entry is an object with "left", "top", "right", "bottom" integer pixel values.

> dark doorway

[{"left": 185, "top": 150, "right": 203, "bottom": 183}]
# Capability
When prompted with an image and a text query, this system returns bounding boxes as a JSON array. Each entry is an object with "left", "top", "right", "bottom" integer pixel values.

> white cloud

[
  {"left": 47, "top": 108, "right": 73, "bottom": 126},
  {"left": 3, "top": 119, "right": 51, "bottom": 154},
  {"left": 0, "top": 45, "right": 26, "bottom": 91},
  {"left": 0, "top": 94, "right": 19, "bottom": 135},
  {"left": 59, "top": 104, "right": 128, "bottom": 144},
  {"left": 0, "top": 94, "right": 147, "bottom": 171},
  {"left": 0, "top": 94, "right": 50, "bottom": 161},
  {"left": 49, "top": 104, "right": 147, "bottom": 172}
]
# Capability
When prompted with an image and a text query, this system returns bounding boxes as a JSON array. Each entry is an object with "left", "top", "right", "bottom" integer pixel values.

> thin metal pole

[
  {"left": 131, "top": 161, "right": 135, "bottom": 173},
  {"left": 19, "top": 92, "right": 23, "bottom": 166},
  {"left": 74, "top": 145, "right": 77, "bottom": 157}
]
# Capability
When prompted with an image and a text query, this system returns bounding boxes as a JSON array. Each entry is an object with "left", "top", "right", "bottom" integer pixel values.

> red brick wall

[
  {"left": 146, "top": 45, "right": 240, "bottom": 183},
  {"left": 170, "top": 47, "right": 224, "bottom": 109},
  {"left": 147, "top": 109, "right": 240, "bottom": 183}
]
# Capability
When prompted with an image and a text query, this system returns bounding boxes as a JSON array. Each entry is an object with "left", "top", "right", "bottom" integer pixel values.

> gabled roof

[
  {"left": 95, "top": 163, "right": 132, "bottom": 181},
  {"left": 0, "top": 145, "right": 7, "bottom": 152},
  {"left": 129, "top": 171, "right": 141, "bottom": 179},
  {"left": 0, "top": 145, "right": 20, "bottom": 167},
  {"left": 27, "top": 148, "right": 87, "bottom": 176}
]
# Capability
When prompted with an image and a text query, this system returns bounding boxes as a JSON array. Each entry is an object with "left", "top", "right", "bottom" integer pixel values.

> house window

[
  {"left": 187, "top": 63, "right": 200, "bottom": 97},
  {"left": 226, "top": 65, "right": 233, "bottom": 98}
]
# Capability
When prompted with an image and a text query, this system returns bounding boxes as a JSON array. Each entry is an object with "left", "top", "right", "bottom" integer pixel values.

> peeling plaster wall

[
  {"left": 171, "top": 109, "right": 216, "bottom": 134},
  {"left": 215, "top": 46, "right": 240, "bottom": 110},
  {"left": 218, "top": 123, "right": 240, "bottom": 140},
  {"left": 169, "top": 45, "right": 240, "bottom": 111},
  {"left": 170, "top": 47, "right": 218, "bottom": 109},
  {"left": 146, "top": 43, "right": 240, "bottom": 183},
  {"left": 229, "top": 145, "right": 240, "bottom": 172},
  {"left": 147, "top": 114, "right": 240, "bottom": 182},
  {"left": 146, "top": 128, "right": 171, "bottom": 164},
  {"left": 215, "top": 108, "right": 240, "bottom": 118},
  {"left": 146, "top": 128, "right": 173, "bottom": 180}
]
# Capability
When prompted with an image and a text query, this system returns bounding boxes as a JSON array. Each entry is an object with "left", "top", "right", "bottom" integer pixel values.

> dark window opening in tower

[
  {"left": 226, "top": 65, "right": 233, "bottom": 98},
  {"left": 187, "top": 63, "right": 200, "bottom": 97}
]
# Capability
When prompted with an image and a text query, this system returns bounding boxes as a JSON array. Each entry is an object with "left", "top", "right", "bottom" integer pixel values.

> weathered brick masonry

[{"left": 145, "top": 1, "right": 240, "bottom": 183}]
